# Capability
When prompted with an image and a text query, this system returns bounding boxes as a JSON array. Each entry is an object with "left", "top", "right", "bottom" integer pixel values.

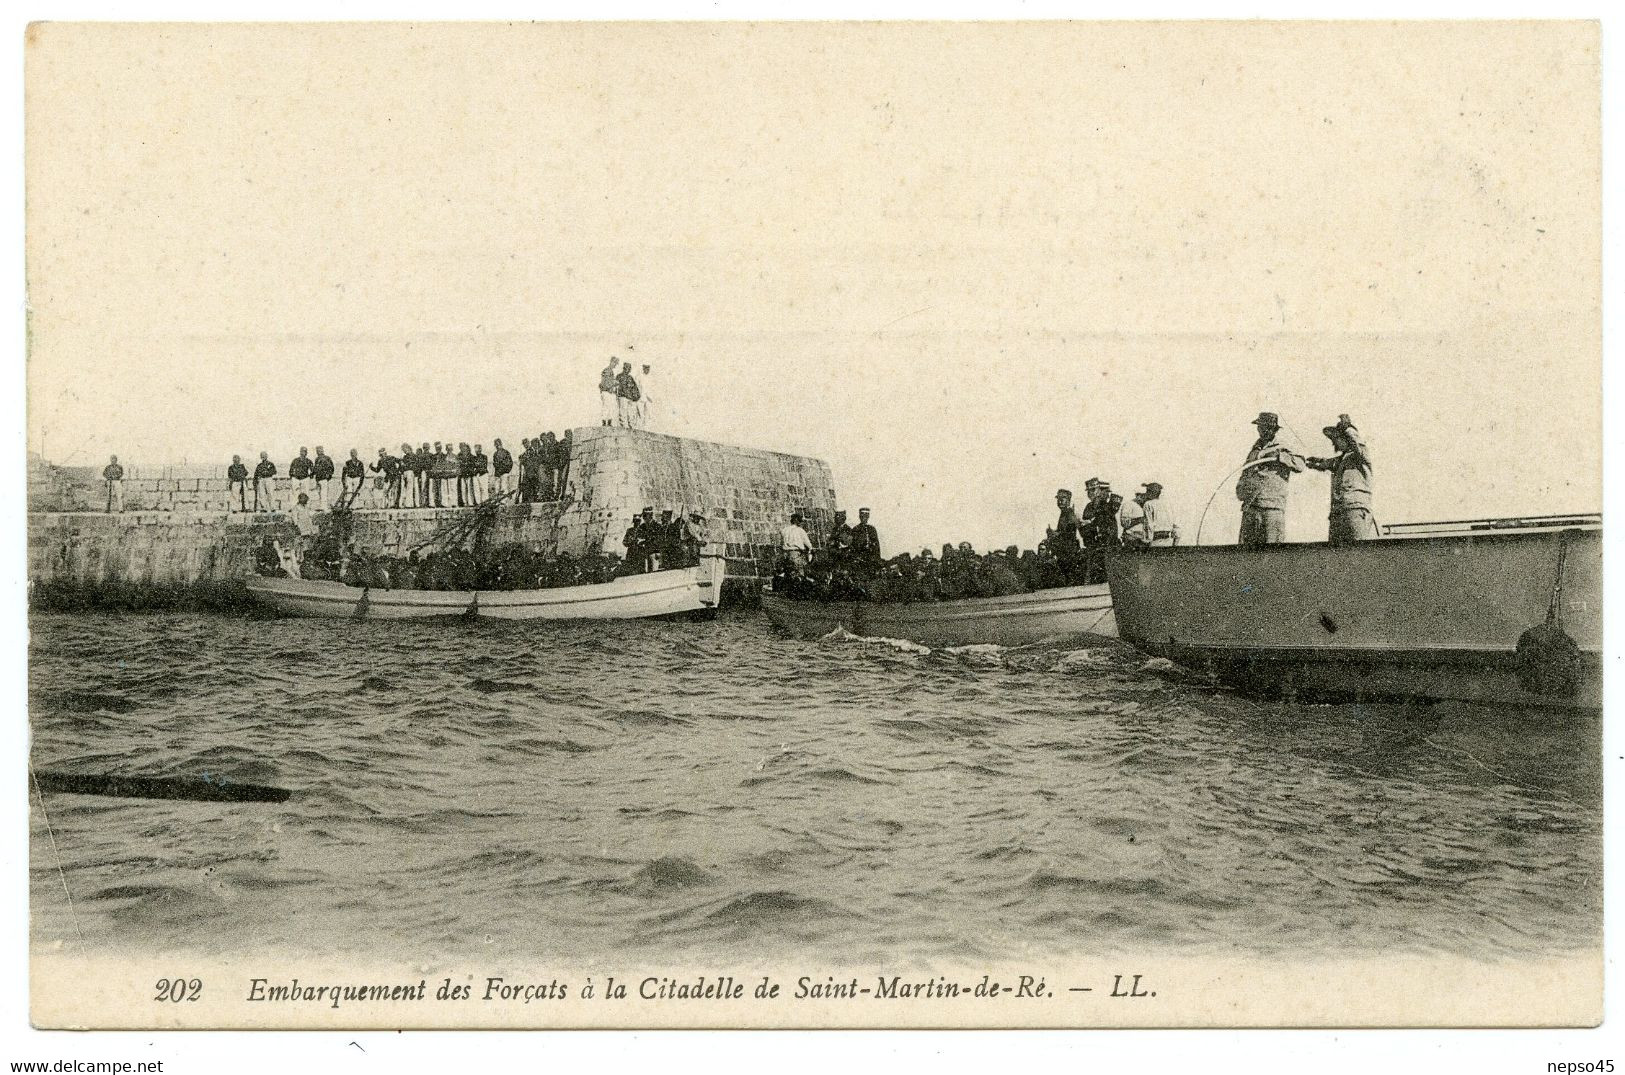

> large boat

[
  {"left": 760, "top": 582, "right": 1118, "bottom": 647},
  {"left": 1105, "top": 516, "right": 1601, "bottom": 708},
  {"left": 244, "top": 556, "right": 726, "bottom": 621}
]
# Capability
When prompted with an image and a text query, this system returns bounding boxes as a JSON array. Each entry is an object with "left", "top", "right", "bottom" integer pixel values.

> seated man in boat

[
  {"left": 1305, "top": 415, "right": 1377, "bottom": 545},
  {"left": 1236, "top": 411, "right": 1305, "bottom": 546}
]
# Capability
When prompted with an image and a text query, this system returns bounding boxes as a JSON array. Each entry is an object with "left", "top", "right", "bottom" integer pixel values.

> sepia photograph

[{"left": 20, "top": 17, "right": 1606, "bottom": 1036}]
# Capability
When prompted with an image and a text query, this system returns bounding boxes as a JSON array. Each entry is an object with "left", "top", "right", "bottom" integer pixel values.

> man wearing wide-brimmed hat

[
  {"left": 1236, "top": 411, "right": 1305, "bottom": 546},
  {"left": 1307, "top": 414, "right": 1377, "bottom": 545}
]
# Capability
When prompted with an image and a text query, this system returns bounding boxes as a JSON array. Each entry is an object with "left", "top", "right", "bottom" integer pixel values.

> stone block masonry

[{"left": 28, "top": 428, "right": 837, "bottom": 609}]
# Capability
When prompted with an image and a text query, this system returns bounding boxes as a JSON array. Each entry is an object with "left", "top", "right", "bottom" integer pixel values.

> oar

[{"left": 32, "top": 770, "right": 292, "bottom": 804}]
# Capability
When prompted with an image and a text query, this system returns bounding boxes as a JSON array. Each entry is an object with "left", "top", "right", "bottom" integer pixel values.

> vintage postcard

[{"left": 24, "top": 20, "right": 1602, "bottom": 1030}]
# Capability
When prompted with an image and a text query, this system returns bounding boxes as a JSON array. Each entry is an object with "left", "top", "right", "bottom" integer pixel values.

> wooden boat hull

[
  {"left": 1106, "top": 526, "right": 1601, "bottom": 708},
  {"left": 244, "top": 557, "right": 726, "bottom": 621},
  {"left": 761, "top": 583, "right": 1117, "bottom": 647}
]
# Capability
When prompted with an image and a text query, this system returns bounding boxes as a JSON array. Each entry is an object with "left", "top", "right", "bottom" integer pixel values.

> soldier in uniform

[
  {"left": 1236, "top": 411, "right": 1305, "bottom": 546},
  {"left": 1049, "top": 488, "right": 1084, "bottom": 583},
  {"left": 850, "top": 508, "right": 882, "bottom": 574},
  {"left": 1078, "top": 479, "right": 1122, "bottom": 582},
  {"left": 1306, "top": 415, "right": 1377, "bottom": 545}
]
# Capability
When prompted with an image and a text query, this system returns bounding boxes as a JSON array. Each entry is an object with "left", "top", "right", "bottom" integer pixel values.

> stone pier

[{"left": 28, "top": 427, "right": 837, "bottom": 609}]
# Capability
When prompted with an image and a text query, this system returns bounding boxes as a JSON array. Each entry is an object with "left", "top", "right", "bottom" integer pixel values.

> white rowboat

[
  {"left": 244, "top": 556, "right": 726, "bottom": 621},
  {"left": 761, "top": 582, "right": 1117, "bottom": 647}
]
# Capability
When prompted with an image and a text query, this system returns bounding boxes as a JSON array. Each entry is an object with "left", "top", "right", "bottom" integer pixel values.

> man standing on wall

[
  {"left": 399, "top": 443, "right": 420, "bottom": 508},
  {"left": 615, "top": 362, "right": 642, "bottom": 429},
  {"left": 227, "top": 454, "right": 249, "bottom": 512},
  {"left": 471, "top": 443, "right": 491, "bottom": 503},
  {"left": 253, "top": 451, "right": 277, "bottom": 512},
  {"left": 491, "top": 438, "right": 514, "bottom": 499},
  {"left": 415, "top": 442, "right": 433, "bottom": 507},
  {"left": 288, "top": 447, "right": 312, "bottom": 503},
  {"left": 637, "top": 363, "right": 654, "bottom": 430},
  {"left": 373, "top": 447, "right": 404, "bottom": 509},
  {"left": 102, "top": 455, "right": 124, "bottom": 513},
  {"left": 599, "top": 358, "right": 620, "bottom": 426},
  {"left": 341, "top": 449, "right": 366, "bottom": 507},
  {"left": 311, "top": 446, "right": 335, "bottom": 510}
]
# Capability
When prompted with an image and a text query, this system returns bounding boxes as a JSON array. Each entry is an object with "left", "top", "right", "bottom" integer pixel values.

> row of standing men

[{"left": 220, "top": 437, "right": 571, "bottom": 512}]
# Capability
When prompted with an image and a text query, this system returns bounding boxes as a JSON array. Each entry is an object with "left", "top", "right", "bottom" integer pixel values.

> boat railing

[{"left": 1381, "top": 513, "right": 1601, "bottom": 537}]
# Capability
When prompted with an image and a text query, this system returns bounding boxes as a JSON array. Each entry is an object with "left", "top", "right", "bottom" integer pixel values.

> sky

[{"left": 25, "top": 21, "right": 1600, "bottom": 552}]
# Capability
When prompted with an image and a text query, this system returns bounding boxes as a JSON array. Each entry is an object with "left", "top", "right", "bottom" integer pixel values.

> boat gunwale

[
  {"left": 245, "top": 560, "right": 719, "bottom": 610},
  {"left": 760, "top": 582, "right": 1112, "bottom": 622},
  {"left": 1108, "top": 524, "right": 1600, "bottom": 560}
]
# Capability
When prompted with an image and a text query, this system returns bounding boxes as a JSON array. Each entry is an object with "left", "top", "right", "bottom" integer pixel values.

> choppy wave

[{"left": 27, "top": 609, "right": 1602, "bottom": 964}]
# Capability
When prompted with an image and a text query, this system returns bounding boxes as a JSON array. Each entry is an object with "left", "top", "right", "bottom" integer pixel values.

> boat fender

[{"left": 1515, "top": 619, "right": 1580, "bottom": 698}]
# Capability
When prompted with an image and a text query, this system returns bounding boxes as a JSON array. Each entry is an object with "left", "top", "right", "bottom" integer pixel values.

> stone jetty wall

[{"left": 28, "top": 428, "right": 837, "bottom": 610}]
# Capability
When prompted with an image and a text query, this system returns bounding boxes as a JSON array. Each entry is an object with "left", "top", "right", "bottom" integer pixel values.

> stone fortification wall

[
  {"left": 555, "top": 427, "right": 837, "bottom": 580},
  {"left": 28, "top": 429, "right": 836, "bottom": 609}
]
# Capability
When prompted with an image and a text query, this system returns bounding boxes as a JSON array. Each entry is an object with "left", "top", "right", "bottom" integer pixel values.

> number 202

[{"left": 154, "top": 978, "right": 202, "bottom": 1002}]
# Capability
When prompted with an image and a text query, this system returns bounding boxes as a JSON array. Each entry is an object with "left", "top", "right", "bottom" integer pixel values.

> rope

[{"left": 1193, "top": 458, "right": 1268, "bottom": 546}]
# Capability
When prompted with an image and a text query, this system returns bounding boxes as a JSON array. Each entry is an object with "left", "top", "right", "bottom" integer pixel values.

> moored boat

[
  {"left": 761, "top": 582, "right": 1117, "bottom": 647},
  {"left": 1105, "top": 518, "right": 1601, "bottom": 708},
  {"left": 244, "top": 556, "right": 726, "bottom": 621}
]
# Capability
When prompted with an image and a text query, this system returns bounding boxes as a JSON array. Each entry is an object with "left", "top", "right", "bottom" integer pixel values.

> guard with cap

[
  {"left": 1049, "top": 488, "right": 1085, "bottom": 582},
  {"left": 850, "top": 508, "right": 882, "bottom": 572},
  {"left": 1236, "top": 411, "right": 1305, "bottom": 546},
  {"left": 1306, "top": 414, "right": 1377, "bottom": 545},
  {"left": 1079, "top": 478, "right": 1123, "bottom": 582}
]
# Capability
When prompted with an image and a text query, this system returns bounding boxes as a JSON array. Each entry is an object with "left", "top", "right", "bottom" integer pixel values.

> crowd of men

[
  {"left": 621, "top": 507, "right": 711, "bottom": 573},
  {"left": 774, "top": 497, "right": 1167, "bottom": 602},
  {"left": 599, "top": 358, "right": 653, "bottom": 430},
  {"left": 258, "top": 536, "right": 627, "bottom": 592},
  {"left": 217, "top": 436, "right": 573, "bottom": 513}
]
